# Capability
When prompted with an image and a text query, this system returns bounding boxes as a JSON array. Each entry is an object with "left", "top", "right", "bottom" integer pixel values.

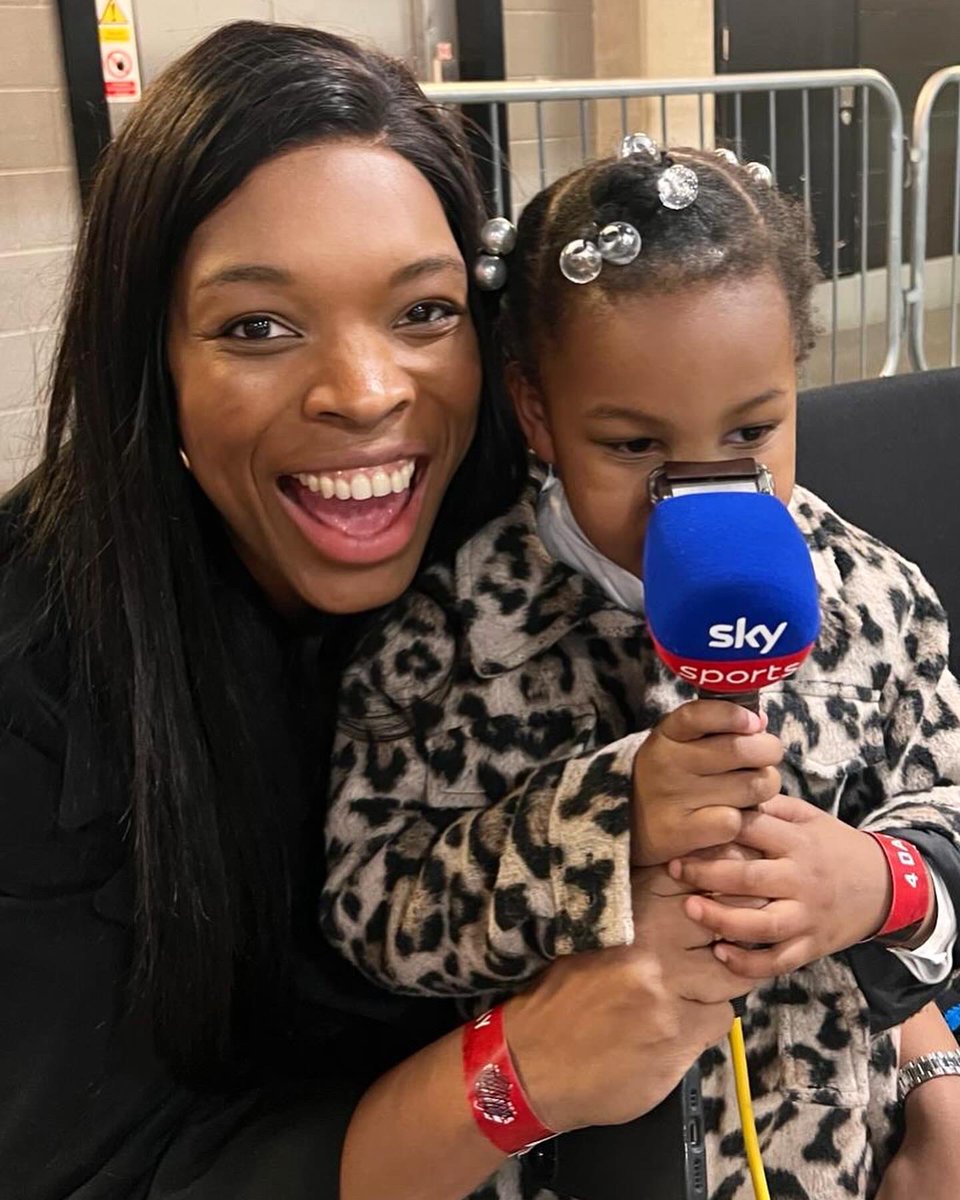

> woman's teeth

[{"left": 294, "top": 459, "right": 415, "bottom": 502}]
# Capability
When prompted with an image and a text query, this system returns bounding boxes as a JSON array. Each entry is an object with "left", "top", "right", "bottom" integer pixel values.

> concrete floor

[{"left": 804, "top": 306, "right": 959, "bottom": 389}]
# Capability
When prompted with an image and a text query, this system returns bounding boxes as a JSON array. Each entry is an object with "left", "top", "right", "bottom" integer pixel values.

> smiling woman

[
  {"left": 169, "top": 141, "right": 481, "bottom": 610},
  {"left": 0, "top": 19, "right": 749, "bottom": 1200}
]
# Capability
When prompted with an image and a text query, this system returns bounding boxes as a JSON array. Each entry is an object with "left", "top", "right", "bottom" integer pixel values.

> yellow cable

[{"left": 728, "top": 1016, "right": 770, "bottom": 1200}]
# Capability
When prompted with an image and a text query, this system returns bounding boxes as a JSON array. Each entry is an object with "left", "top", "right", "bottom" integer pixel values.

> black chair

[{"left": 797, "top": 367, "right": 960, "bottom": 679}]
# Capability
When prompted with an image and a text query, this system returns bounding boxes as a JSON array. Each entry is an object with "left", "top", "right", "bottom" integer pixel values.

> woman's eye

[
  {"left": 398, "top": 301, "right": 460, "bottom": 328},
  {"left": 224, "top": 316, "right": 297, "bottom": 341},
  {"left": 730, "top": 424, "right": 774, "bottom": 445}
]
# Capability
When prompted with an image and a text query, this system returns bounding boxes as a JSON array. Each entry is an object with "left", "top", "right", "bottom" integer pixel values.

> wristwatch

[
  {"left": 647, "top": 457, "right": 775, "bottom": 503},
  {"left": 897, "top": 1049, "right": 960, "bottom": 1102}
]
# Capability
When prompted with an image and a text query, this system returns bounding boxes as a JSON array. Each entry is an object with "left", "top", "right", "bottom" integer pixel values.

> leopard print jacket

[{"left": 323, "top": 482, "right": 960, "bottom": 1200}]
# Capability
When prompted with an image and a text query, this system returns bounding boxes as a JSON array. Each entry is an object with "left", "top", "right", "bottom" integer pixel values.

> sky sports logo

[
  {"left": 652, "top": 618, "right": 811, "bottom": 692},
  {"left": 707, "top": 619, "right": 787, "bottom": 655}
]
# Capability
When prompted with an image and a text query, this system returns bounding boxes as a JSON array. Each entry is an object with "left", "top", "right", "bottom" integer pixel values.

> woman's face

[{"left": 168, "top": 141, "right": 481, "bottom": 614}]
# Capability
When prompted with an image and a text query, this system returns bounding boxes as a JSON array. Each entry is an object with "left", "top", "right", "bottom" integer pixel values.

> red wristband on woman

[
  {"left": 868, "top": 833, "right": 931, "bottom": 940},
  {"left": 462, "top": 1006, "right": 555, "bottom": 1156}
]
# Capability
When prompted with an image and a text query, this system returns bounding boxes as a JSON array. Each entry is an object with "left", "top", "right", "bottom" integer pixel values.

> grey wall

[{"left": 0, "top": 0, "right": 78, "bottom": 489}]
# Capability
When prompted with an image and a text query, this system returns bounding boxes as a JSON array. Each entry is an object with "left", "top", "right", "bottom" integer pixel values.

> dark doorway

[{"left": 714, "top": 0, "right": 860, "bottom": 276}]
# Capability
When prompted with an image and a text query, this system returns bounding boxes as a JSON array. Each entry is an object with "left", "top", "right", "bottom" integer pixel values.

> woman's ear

[{"left": 506, "top": 362, "right": 556, "bottom": 465}]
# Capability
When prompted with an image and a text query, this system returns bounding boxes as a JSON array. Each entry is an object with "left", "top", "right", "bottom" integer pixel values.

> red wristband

[
  {"left": 462, "top": 1006, "right": 555, "bottom": 1156},
  {"left": 868, "top": 833, "right": 931, "bottom": 940}
]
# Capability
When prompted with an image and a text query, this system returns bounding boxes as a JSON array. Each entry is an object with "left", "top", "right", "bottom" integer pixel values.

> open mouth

[{"left": 277, "top": 456, "right": 427, "bottom": 564}]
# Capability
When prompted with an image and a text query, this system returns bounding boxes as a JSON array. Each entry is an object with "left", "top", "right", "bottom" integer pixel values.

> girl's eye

[
  {"left": 224, "top": 316, "right": 297, "bottom": 341},
  {"left": 730, "top": 424, "right": 774, "bottom": 445},
  {"left": 608, "top": 438, "right": 656, "bottom": 456},
  {"left": 398, "top": 301, "right": 461, "bottom": 328}
]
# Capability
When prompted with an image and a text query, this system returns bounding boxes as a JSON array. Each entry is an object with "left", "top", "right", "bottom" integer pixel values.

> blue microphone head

[{"left": 643, "top": 492, "right": 821, "bottom": 693}]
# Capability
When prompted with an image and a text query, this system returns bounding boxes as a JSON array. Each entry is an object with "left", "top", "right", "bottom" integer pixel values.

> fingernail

[
  {"left": 668, "top": 859, "right": 682, "bottom": 879},
  {"left": 742, "top": 710, "right": 762, "bottom": 732}
]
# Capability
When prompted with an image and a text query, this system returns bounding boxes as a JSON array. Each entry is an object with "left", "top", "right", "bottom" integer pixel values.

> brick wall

[
  {"left": 503, "top": 0, "right": 595, "bottom": 213},
  {"left": 0, "top": 0, "right": 78, "bottom": 489}
]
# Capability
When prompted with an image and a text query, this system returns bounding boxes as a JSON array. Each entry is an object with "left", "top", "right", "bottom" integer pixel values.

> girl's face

[
  {"left": 511, "top": 273, "right": 798, "bottom": 577},
  {"left": 168, "top": 142, "right": 481, "bottom": 615}
]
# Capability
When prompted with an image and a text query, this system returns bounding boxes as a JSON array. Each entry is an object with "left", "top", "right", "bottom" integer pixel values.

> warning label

[{"left": 97, "top": 0, "right": 142, "bottom": 102}]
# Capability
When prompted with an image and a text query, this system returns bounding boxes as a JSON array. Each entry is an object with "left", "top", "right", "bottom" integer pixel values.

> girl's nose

[{"left": 301, "top": 334, "right": 413, "bottom": 430}]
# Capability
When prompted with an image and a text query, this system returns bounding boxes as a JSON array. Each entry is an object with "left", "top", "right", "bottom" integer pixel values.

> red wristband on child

[
  {"left": 462, "top": 1006, "right": 555, "bottom": 1156},
  {"left": 868, "top": 833, "right": 931, "bottom": 940}
]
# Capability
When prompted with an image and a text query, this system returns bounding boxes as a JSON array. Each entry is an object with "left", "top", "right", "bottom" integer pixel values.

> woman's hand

[
  {"left": 631, "top": 700, "right": 783, "bottom": 866},
  {"left": 504, "top": 863, "right": 764, "bottom": 1131},
  {"left": 669, "top": 794, "right": 894, "bottom": 977},
  {"left": 877, "top": 1003, "right": 960, "bottom": 1199}
]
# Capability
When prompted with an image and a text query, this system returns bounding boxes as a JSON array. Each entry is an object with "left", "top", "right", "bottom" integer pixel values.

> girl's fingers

[
  {"left": 684, "top": 895, "right": 804, "bottom": 945},
  {"left": 712, "top": 935, "right": 814, "bottom": 979},
  {"left": 728, "top": 808, "right": 801, "bottom": 857},
  {"left": 671, "top": 855, "right": 795, "bottom": 899}
]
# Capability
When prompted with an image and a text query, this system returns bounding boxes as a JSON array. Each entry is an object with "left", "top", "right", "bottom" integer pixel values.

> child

[{"left": 322, "top": 141, "right": 960, "bottom": 1199}]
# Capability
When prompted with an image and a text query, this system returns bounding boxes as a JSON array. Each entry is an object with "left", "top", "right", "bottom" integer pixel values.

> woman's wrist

[{"left": 462, "top": 1006, "right": 555, "bottom": 1155}]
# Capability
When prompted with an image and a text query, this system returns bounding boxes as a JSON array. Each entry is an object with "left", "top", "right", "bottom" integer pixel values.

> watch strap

[{"left": 897, "top": 1049, "right": 960, "bottom": 1102}]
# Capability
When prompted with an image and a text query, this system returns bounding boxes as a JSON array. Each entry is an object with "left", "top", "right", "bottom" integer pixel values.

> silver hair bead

[
  {"left": 559, "top": 238, "right": 603, "bottom": 284},
  {"left": 619, "top": 132, "right": 660, "bottom": 162},
  {"left": 474, "top": 254, "right": 508, "bottom": 291},
  {"left": 714, "top": 147, "right": 740, "bottom": 166},
  {"left": 745, "top": 161, "right": 774, "bottom": 187},
  {"left": 598, "top": 221, "right": 641, "bottom": 266},
  {"left": 480, "top": 215, "right": 517, "bottom": 256},
  {"left": 658, "top": 163, "right": 699, "bottom": 210}
]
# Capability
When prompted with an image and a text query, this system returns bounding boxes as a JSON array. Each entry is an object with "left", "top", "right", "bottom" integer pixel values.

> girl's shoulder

[{"left": 791, "top": 484, "right": 944, "bottom": 621}]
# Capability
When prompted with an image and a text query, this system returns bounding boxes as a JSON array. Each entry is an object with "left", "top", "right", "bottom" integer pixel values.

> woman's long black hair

[{"left": 24, "top": 21, "right": 526, "bottom": 1080}]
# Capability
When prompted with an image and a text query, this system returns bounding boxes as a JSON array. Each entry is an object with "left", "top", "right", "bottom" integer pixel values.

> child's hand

[
  {"left": 630, "top": 700, "right": 783, "bottom": 866},
  {"left": 668, "top": 795, "right": 892, "bottom": 976}
]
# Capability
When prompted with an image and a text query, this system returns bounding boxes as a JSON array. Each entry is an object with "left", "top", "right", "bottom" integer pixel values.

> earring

[{"left": 179, "top": 447, "right": 191, "bottom": 471}]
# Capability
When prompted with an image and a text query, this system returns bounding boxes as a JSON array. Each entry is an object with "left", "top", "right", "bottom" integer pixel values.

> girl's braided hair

[{"left": 504, "top": 146, "right": 822, "bottom": 379}]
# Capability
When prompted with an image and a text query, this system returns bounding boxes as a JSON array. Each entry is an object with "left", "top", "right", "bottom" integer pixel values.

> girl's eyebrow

[
  {"left": 586, "top": 388, "right": 787, "bottom": 426},
  {"left": 729, "top": 388, "right": 787, "bottom": 416}
]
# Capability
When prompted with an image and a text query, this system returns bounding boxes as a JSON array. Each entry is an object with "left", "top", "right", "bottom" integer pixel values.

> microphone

[
  {"left": 643, "top": 465, "right": 820, "bottom": 714},
  {"left": 643, "top": 462, "right": 820, "bottom": 1020}
]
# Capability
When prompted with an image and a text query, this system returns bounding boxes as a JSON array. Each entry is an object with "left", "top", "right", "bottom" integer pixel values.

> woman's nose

[{"left": 301, "top": 337, "right": 413, "bottom": 429}]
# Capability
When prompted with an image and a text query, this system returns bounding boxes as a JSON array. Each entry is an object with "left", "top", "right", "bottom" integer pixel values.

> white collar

[{"left": 536, "top": 471, "right": 647, "bottom": 615}]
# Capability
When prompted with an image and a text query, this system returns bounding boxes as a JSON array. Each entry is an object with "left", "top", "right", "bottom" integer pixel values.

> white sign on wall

[{"left": 97, "top": 0, "right": 142, "bottom": 103}]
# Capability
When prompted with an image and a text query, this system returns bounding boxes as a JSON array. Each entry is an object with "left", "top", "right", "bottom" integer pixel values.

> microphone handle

[
  {"left": 699, "top": 688, "right": 760, "bottom": 715},
  {"left": 696, "top": 688, "right": 761, "bottom": 1019}
]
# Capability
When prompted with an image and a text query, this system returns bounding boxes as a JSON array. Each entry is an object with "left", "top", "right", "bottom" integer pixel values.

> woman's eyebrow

[
  {"left": 196, "top": 263, "right": 293, "bottom": 291},
  {"left": 389, "top": 255, "right": 465, "bottom": 286}
]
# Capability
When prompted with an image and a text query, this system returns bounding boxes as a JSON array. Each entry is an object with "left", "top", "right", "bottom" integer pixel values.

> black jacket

[{"left": 0, "top": 497, "right": 452, "bottom": 1200}]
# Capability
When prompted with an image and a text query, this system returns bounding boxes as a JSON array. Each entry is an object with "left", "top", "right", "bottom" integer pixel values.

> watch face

[{"left": 475, "top": 1063, "right": 518, "bottom": 1126}]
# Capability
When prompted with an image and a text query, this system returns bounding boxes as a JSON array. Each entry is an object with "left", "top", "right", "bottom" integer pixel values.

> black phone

[{"left": 523, "top": 1064, "right": 707, "bottom": 1200}]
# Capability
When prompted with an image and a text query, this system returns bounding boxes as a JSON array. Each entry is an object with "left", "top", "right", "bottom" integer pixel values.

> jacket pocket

[
  {"left": 775, "top": 955, "right": 872, "bottom": 1106},
  {"left": 424, "top": 706, "right": 598, "bottom": 804},
  {"left": 767, "top": 681, "right": 885, "bottom": 812}
]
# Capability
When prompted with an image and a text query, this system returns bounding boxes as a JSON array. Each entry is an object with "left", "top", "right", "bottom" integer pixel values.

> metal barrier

[
  {"left": 909, "top": 66, "right": 960, "bottom": 371},
  {"left": 424, "top": 71, "right": 905, "bottom": 382}
]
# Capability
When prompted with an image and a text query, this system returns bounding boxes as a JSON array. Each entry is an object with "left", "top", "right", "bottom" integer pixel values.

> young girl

[{"left": 322, "top": 142, "right": 960, "bottom": 1199}]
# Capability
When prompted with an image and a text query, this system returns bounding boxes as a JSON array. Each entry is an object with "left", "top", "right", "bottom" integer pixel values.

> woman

[{"left": 0, "top": 22, "right": 747, "bottom": 1199}]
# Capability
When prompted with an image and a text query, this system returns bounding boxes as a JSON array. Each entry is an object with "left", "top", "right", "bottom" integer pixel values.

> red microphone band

[
  {"left": 462, "top": 1006, "right": 555, "bottom": 1156},
  {"left": 868, "top": 833, "right": 932, "bottom": 941},
  {"left": 651, "top": 635, "right": 815, "bottom": 694}
]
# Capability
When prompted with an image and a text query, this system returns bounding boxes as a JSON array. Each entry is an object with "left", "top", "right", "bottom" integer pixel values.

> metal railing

[
  {"left": 424, "top": 70, "right": 905, "bottom": 382},
  {"left": 909, "top": 66, "right": 960, "bottom": 371}
]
